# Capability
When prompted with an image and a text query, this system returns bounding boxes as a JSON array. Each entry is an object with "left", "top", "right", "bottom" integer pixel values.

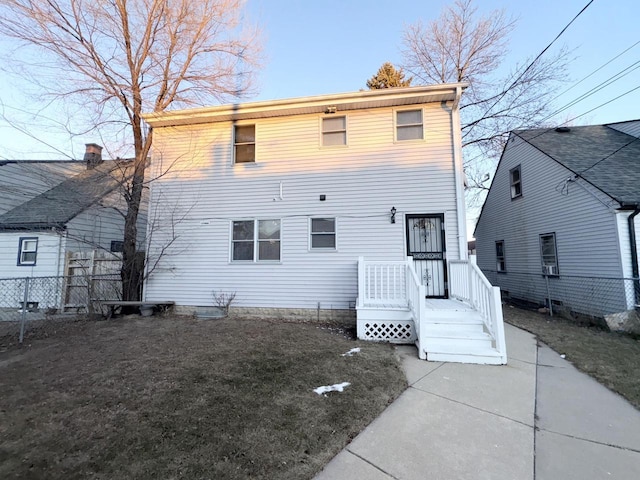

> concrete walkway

[{"left": 314, "top": 324, "right": 640, "bottom": 480}]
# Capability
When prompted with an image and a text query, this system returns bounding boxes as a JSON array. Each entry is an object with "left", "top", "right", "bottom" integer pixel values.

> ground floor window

[
  {"left": 310, "top": 218, "right": 336, "bottom": 249},
  {"left": 539, "top": 233, "right": 558, "bottom": 275},
  {"left": 18, "top": 237, "right": 38, "bottom": 266},
  {"left": 496, "top": 240, "right": 506, "bottom": 272},
  {"left": 232, "top": 219, "right": 281, "bottom": 262}
]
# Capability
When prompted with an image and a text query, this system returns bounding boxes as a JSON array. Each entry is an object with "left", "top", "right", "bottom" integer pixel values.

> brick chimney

[{"left": 84, "top": 143, "right": 103, "bottom": 169}]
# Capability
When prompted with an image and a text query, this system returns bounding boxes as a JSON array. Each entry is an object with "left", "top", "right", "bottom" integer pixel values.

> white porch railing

[
  {"left": 406, "top": 257, "right": 427, "bottom": 359},
  {"left": 357, "top": 257, "right": 408, "bottom": 308},
  {"left": 449, "top": 260, "right": 507, "bottom": 362}
]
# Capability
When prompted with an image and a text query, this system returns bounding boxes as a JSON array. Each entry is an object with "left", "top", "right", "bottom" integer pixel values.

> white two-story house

[{"left": 142, "top": 85, "right": 506, "bottom": 364}]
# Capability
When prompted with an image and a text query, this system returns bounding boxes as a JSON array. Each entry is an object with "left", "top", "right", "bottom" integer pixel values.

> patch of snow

[
  {"left": 560, "top": 354, "right": 566, "bottom": 359},
  {"left": 341, "top": 347, "right": 361, "bottom": 357},
  {"left": 313, "top": 382, "right": 351, "bottom": 396}
]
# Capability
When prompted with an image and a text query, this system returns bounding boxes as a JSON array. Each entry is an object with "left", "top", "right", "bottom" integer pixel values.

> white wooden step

[
  {"left": 424, "top": 322, "right": 485, "bottom": 335},
  {"left": 424, "top": 335, "right": 493, "bottom": 351},
  {"left": 427, "top": 350, "right": 506, "bottom": 365}
]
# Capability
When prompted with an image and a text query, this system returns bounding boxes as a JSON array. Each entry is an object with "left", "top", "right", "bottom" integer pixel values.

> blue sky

[{"left": 0, "top": 0, "right": 638, "bottom": 159}]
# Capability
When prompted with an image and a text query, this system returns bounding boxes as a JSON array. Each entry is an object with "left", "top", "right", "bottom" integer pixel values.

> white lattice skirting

[{"left": 357, "top": 320, "right": 417, "bottom": 343}]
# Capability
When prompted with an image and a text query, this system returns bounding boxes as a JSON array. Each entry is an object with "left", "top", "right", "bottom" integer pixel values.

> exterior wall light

[{"left": 390, "top": 206, "right": 397, "bottom": 224}]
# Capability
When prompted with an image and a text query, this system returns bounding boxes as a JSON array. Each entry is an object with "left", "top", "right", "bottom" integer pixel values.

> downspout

[
  {"left": 450, "top": 85, "right": 468, "bottom": 260},
  {"left": 628, "top": 207, "right": 640, "bottom": 308}
]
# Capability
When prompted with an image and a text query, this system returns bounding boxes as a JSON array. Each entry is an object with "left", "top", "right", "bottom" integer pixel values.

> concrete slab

[
  {"left": 412, "top": 358, "right": 536, "bottom": 426},
  {"left": 314, "top": 450, "right": 393, "bottom": 480},
  {"left": 503, "top": 323, "right": 537, "bottom": 364},
  {"left": 536, "top": 345, "right": 640, "bottom": 451},
  {"left": 395, "top": 344, "right": 443, "bottom": 386},
  {"left": 536, "top": 429, "right": 640, "bottom": 480},
  {"left": 346, "top": 387, "right": 533, "bottom": 480}
]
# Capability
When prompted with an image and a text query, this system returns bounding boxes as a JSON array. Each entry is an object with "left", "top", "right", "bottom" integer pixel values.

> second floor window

[
  {"left": 322, "top": 116, "right": 347, "bottom": 146},
  {"left": 234, "top": 125, "right": 255, "bottom": 163},
  {"left": 510, "top": 165, "right": 522, "bottom": 198},
  {"left": 396, "top": 109, "right": 423, "bottom": 141}
]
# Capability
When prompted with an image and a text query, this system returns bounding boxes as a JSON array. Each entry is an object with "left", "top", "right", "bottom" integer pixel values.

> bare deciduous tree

[
  {"left": 402, "top": 0, "right": 570, "bottom": 193},
  {"left": 0, "top": 0, "right": 260, "bottom": 300}
]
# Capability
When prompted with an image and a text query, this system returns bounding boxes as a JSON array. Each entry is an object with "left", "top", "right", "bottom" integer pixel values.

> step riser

[
  {"left": 427, "top": 352, "right": 506, "bottom": 365},
  {"left": 424, "top": 338, "right": 493, "bottom": 350},
  {"left": 424, "top": 324, "right": 485, "bottom": 335}
]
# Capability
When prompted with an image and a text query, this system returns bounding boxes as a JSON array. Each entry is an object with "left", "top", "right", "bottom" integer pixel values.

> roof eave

[{"left": 142, "top": 83, "right": 468, "bottom": 127}]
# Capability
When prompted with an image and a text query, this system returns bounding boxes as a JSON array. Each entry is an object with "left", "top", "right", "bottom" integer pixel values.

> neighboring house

[
  {"left": 0, "top": 145, "right": 145, "bottom": 309},
  {"left": 142, "top": 85, "right": 507, "bottom": 364},
  {"left": 474, "top": 120, "right": 640, "bottom": 321},
  {"left": 0, "top": 160, "right": 87, "bottom": 215}
]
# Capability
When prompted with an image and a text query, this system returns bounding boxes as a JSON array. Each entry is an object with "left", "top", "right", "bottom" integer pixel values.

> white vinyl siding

[
  {"left": 144, "top": 101, "right": 461, "bottom": 309},
  {"left": 0, "top": 232, "right": 63, "bottom": 278},
  {"left": 322, "top": 116, "right": 347, "bottom": 146}
]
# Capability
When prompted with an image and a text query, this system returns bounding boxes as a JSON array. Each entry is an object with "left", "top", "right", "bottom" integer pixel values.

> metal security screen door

[{"left": 406, "top": 214, "right": 447, "bottom": 297}]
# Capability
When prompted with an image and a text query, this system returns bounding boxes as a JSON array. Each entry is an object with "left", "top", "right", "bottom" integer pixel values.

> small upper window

[
  {"left": 18, "top": 237, "right": 38, "bottom": 266},
  {"left": 234, "top": 125, "right": 255, "bottom": 163},
  {"left": 496, "top": 241, "right": 506, "bottom": 272},
  {"left": 396, "top": 109, "right": 423, "bottom": 141},
  {"left": 510, "top": 165, "right": 522, "bottom": 198},
  {"left": 540, "top": 233, "right": 558, "bottom": 275},
  {"left": 322, "top": 116, "right": 347, "bottom": 146},
  {"left": 310, "top": 218, "right": 336, "bottom": 249}
]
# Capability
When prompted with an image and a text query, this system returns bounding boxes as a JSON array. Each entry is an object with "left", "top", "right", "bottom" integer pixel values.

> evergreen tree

[{"left": 366, "top": 62, "right": 413, "bottom": 89}]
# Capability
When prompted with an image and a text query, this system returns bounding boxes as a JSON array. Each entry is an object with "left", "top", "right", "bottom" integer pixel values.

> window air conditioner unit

[{"left": 543, "top": 265, "right": 557, "bottom": 275}]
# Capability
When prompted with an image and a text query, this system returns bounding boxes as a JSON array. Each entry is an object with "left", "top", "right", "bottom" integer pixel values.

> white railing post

[
  {"left": 417, "top": 283, "right": 426, "bottom": 360},
  {"left": 492, "top": 286, "right": 507, "bottom": 363},
  {"left": 357, "top": 256, "right": 365, "bottom": 308}
]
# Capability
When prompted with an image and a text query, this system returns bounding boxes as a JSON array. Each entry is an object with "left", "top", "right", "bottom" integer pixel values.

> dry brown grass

[
  {"left": 0, "top": 316, "right": 406, "bottom": 479},
  {"left": 503, "top": 305, "right": 640, "bottom": 409}
]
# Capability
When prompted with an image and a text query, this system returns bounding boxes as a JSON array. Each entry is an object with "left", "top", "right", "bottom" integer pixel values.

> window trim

[
  {"left": 309, "top": 217, "right": 337, "bottom": 251},
  {"left": 17, "top": 236, "right": 38, "bottom": 266},
  {"left": 495, "top": 240, "right": 506, "bottom": 273},
  {"left": 320, "top": 115, "right": 348, "bottom": 147},
  {"left": 394, "top": 108, "right": 424, "bottom": 142},
  {"left": 233, "top": 123, "right": 256, "bottom": 164},
  {"left": 230, "top": 219, "right": 281, "bottom": 263},
  {"left": 510, "top": 165, "right": 522, "bottom": 199},
  {"left": 539, "top": 233, "right": 559, "bottom": 276}
]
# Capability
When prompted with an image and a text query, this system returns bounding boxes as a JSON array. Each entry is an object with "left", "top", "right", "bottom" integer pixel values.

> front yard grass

[
  {"left": 0, "top": 316, "right": 406, "bottom": 479},
  {"left": 503, "top": 305, "right": 640, "bottom": 409}
]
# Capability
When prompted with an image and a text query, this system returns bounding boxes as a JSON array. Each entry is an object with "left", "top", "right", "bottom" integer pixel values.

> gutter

[
  {"left": 450, "top": 85, "right": 468, "bottom": 260},
  {"left": 628, "top": 207, "right": 640, "bottom": 308}
]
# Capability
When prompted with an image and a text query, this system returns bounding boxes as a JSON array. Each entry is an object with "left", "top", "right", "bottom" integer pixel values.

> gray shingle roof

[
  {"left": 0, "top": 161, "right": 132, "bottom": 231},
  {"left": 515, "top": 124, "right": 640, "bottom": 206}
]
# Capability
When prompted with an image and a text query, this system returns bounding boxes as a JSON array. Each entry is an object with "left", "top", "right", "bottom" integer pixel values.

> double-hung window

[
  {"left": 495, "top": 241, "right": 506, "bottom": 272},
  {"left": 322, "top": 116, "right": 347, "bottom": 146},
  {"left": 310, "top": 218, "right": 336, "bottom": 250},
  {"left": 232, "top": 219, "right": 280, "bottom": 262},
  {"left": 510, "top": 165, "right": 522, "bottom": 198},
  {"left": 539, "top": 233, "right": 558, "bottom": 275},
  {"left": 18, "top": 237, "right": 38, "bottom": 266},
  {"left": 234, "top": 124, "right": 256, "bottom": 163},
  {"left": 396, "top": 109, "right": 423, "bottom": 141}
]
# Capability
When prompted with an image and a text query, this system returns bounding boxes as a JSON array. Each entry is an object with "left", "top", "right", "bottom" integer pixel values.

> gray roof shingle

[
  {"left": 515, "top": 124, "right": 640, "bottom": 206},
  {"left": 0, "top": 161, "right": 132, "bottom": 231}
]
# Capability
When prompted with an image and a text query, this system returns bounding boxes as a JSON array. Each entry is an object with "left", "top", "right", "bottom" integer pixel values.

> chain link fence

[
  {"left": 0, "top": 274, "right": 122, "bottom": 347},
  {"left": 482, "top": 269, "right": 639, "bottom": 321}
]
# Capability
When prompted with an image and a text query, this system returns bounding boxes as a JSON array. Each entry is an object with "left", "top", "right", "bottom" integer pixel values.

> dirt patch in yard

[
  {"left": 504, "top": 305, "right": 640, "bottom": 409},
  {"left": 0, "top": 316, "right": 406, "bottom": 479}
]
